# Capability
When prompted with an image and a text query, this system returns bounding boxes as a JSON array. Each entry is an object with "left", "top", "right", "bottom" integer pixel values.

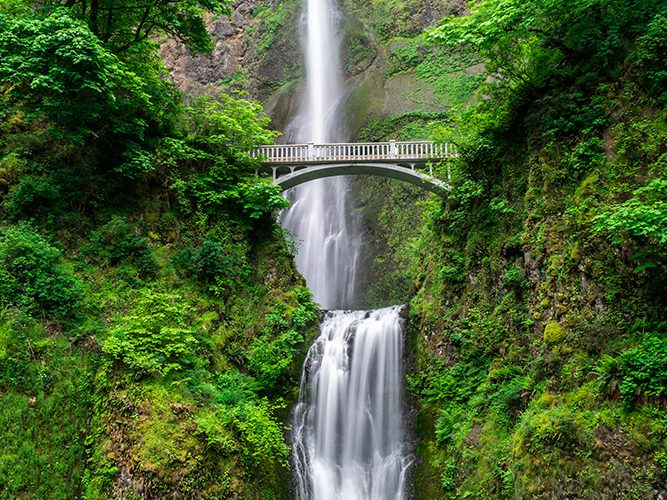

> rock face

[
  {"left": 160, "top": 0, "right": 303, "bottom": 103},
  {"left": 161, "top": 0, "right": 463, "bottom": 135}
]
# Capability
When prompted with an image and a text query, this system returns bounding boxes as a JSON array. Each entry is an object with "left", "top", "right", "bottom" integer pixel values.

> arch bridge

[{"left": 251, "top": 140, "right": 458, "bottom": 195}]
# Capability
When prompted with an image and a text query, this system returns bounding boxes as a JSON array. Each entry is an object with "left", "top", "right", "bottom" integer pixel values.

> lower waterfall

[{"left": 292, "top": 307, "right": 411, "bottom": 500}]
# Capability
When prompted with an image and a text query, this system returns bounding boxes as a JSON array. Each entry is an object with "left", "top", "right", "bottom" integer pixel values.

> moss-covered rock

[{"left": 543, "top": 321, "right": 566, "bottom": 345}]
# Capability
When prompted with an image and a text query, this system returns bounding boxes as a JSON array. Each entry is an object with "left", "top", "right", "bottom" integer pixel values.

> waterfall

[
  {"left": 280, "top": 0, "right": 360, "bottom": 310},
  {"left": 283, "top": 0, "right": 411, "bottom": 497},
  {"left": 292, "top": 308, "right": 411, "bottom": 499}
]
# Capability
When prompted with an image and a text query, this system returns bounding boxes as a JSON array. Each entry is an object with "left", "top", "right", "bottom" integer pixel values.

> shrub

[
  {"left": 618, "top": 336, "right": 667, "bottom": 405},
  {"left": 4, "top": 176, "right": 61, "bottom": 221},
  {"left": 102, "top": 290, "right": 200, "bottom": 378},
  {"left": 515, "top": 406, "right": 586, "bottom": 454},
  {"left": 637, "top": 14, "right": 667, "bottom": 102},
  {"left": 0, "top": 223, "right": 81, "bottom": 321},
  {"left": 222, "top": 399, "right": 289, "bottom": 467},
  {"left": 175, "top": 227, "right": 250, "bottom": 296},
  {"left": 87, "top": 216, "right": 158, "bottom": 277}
]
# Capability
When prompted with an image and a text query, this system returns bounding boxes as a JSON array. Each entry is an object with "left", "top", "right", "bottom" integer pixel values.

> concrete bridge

[{"left": 251, "top": 140, "right": 458, "bottom": 195}]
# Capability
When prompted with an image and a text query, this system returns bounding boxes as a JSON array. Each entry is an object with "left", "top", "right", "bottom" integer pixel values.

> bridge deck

[{"left": 251, "top": 140, "right": 457, "bottom": 165}]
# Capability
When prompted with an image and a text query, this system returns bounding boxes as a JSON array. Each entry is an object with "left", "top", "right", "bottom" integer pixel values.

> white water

[
  {"left": 283, "top": 0, "right": 411, "bottom": 497},
  {"left": 293, "top": 308, "right": 410, "bottom": 500},
  {"left": 280, "top": 0, "right": 360, "bottom": 310}
]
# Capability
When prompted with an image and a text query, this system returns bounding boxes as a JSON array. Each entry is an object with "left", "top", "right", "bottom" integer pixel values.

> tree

[
  {"left": 1, "top": 0, "right": 231, "bottom": 54},
  {"left": 428, "top": 0, "right": 667, "bottom": 93}
]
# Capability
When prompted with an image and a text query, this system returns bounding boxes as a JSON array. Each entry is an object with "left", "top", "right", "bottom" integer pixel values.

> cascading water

[
  {"left": 282, "top": 0, "right": 411, "bottom": 497},
  {"left": 292, "top": 308, "right": 411, "bottom": 499}
]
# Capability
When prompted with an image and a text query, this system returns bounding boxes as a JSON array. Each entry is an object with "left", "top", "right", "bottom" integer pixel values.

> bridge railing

[{"left": 250, "top": 140, "right": 458, "bottom": 164}]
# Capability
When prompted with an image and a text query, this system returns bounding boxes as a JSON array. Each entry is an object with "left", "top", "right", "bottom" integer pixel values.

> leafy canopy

[
  {"left": 3, "top": 0, "right": 230, "bottom": 53},
  {"left": 0, "top": 11, "right": 150, "bottom": 142},
  {"left": 428, "top": 0, "right": 667, "bottom": 93}
]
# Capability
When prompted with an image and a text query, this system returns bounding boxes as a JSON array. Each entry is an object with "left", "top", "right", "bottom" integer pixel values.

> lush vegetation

[
  {"left": 389, "top": 0, "right": 667, "bottom": 497},
  {"left": 0, "top": 0, "right": 317, "bottom": 497},
  {"left": 2, "top": 0, "right": 667, "bottom": 496}
]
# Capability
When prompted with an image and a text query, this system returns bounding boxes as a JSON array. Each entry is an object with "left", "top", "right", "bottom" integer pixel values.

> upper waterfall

[{"left": 280, "top": 0, "right": 361, "bottom": 309}]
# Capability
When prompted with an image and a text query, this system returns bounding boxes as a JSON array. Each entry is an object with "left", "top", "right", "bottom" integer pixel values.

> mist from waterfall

[{"left": 283, "top": 0, "right": 411, "bottom": 498}]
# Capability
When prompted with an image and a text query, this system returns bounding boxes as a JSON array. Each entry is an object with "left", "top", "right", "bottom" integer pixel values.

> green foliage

[
  {"left": 597, "top": 335, "right": 667, "bottom": 406},
  {"left": 223, "top": 399, "right": 290, "bottom": 467},
  {"left": 0, "top": 0, "right": 310, "bottom": 497},
  {"left": 175, "top": 223, "right": 250, "bottom": 296},
  {"left": 0, "top": 11, "right": 151, "bottom": 143},
  {"left": 185, "top": 93, "right": 278, "bottom": 156},
  {"left": 102, "top": 290, "right": 201, "bottom": 377},
  {"left": 11, "top": 0, "right": 231, "bottom": 54},
  {"left": 247, "top": 296, "right": 318, "bottom": 391},
  {"left": 407, "top": 1, "right": 667, "bottom": 495},
  {"left": 429, "top": 0, "right": 667, "bottom": 95},
  {"left": 4, "top": 176, "right": 62, "bottom": 222},
  {"left": 514, "top": 405, "right": 589, "bottom": 454},
  {"left": 593, "top": 178, "right": 667, "bottom": 272},
  {"left": 87, "top": 216, "right": 158, "bottom": 277},
  {"left": 0, "top": 223, "right": 81, "bottom": 321},
  {"left": 636, "top": 15, "right": 667, "bottom": 102},
  {"left": 0, "top": 310, "right": 91, "bottom": 498},
  {"left": 387, "top": 37, "right": 423, "bottom": 76},
  {"left": 168, "top": 93, "right": 288, "bottom": 223},
  {"left": 414, "top": 46, "right": 484, "bottom": 105},
  {"left": 252, "top": 3, "right": 291, "bottom": 55}
]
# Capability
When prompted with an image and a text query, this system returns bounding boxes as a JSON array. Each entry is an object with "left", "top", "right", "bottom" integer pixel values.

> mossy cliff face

[
  {"left": 0, "top": 211, "right": 318, "bottom": 499},
  {"left": 404, "top": 79, "right": 667, "bottom": 500}
]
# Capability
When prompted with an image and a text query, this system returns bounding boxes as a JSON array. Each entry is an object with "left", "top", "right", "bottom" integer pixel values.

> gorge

[{"left": 0, "top": 0, "right": 665, "bottom": 498}]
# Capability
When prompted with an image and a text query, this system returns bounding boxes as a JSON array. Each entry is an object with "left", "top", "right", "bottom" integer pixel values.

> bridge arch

[
  {"left": 251, "top": 141, "right": 458, "bottom": 196},
  {"left": 274, "top": 163, "right": 451, "bottom": 195}
]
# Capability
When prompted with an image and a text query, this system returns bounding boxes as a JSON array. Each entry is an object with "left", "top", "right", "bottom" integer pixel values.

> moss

[{"left": 543, "top": 321, "right": 566, "bottom": 345}]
